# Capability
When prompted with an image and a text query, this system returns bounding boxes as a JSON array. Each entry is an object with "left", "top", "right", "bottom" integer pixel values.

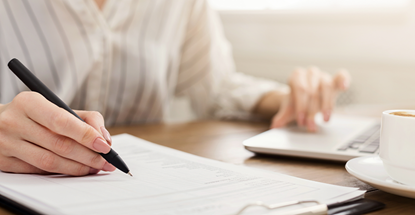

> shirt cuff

[{"left": 212, "top": 74, "right": 289, "bottom": 120}]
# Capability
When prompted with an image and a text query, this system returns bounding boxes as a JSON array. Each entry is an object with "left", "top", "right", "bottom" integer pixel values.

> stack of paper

[{"left": 0, "top": 134, "right": 364, "bottom": 215}]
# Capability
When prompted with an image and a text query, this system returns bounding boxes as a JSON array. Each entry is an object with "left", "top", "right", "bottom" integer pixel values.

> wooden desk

[{"left": 1, "top": 120, "right": 414, "bottom": 214}]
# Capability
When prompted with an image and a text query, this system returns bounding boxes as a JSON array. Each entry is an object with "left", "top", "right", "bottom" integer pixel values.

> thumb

[{"left": 270, "top": 97, "right": 294, "bottom": 129}]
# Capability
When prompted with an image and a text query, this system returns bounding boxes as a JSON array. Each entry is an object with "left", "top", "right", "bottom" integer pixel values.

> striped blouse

[{"left": 0, "top": 0, "right": 285, "bottom": 126}]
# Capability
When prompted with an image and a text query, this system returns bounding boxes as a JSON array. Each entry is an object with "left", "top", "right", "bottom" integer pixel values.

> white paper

[{"left": 0, "top": 134, "right": 364, "bottom": 215}]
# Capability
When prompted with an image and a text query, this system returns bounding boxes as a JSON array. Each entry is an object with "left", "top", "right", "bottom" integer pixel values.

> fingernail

[
  {"left": 89, "top": 168, "right": 100, "bottom": 175},
  {"left": 93, "top": 137, "right": 111, "bottom": 153},
  {"left": 311, "top": 123, "right": 317, "bottom": 132},
  {"left": 323, "top": 110, "right": 331, "bottom": 121},
  {"left": 102, "top": 163, "right": 116, "bottom": 172},
  {"left": 100, "top": 126, "right": 112, "bottom": 144},
  {"left": 308, "top": 120, "right": 317, "bottom": 132},
  {"left": 342, "top": 80, "right": 348, "bottom": 89},
  {"left": 297, "top": 113, "right": 305, "bottom": 126}
]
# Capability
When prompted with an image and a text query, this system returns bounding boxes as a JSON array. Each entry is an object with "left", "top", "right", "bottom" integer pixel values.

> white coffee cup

[{"left": 380, "top": 110, "right": 415, "bottom": 186}]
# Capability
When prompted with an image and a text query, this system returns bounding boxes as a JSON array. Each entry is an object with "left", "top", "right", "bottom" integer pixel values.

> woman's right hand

[{"left": 0, "top": 92, "right": 116, "bottom": 176}]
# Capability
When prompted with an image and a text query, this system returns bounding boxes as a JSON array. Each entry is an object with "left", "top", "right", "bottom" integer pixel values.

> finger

[
  {"left": 17, "top": 92, "right": 110, "bottom": 154},
  {"left": 333, "top": 69, "right": 351, "bottom": 91},
  {"left": 306, "top": 66, "right": 321, "bottom": 111},
  {"left": 320, "top": 73, "right": 333, "bottom": 122},
  {"left": 0, "top": 156, "right": 48, "bottom": 174},
  {"left": 271, "top": 107, "right": 295, "bottom": 129},
  {"left": 11, "top": 139, "right": 96, "bottom": 176},
  {"left": 76, "top": 110, "right": 112, "bottom": 146},
  {"left": 19, "top": 117, "right": 115, "bottom": 172},
  {"left": 305, "top": 67, "right": 322, "bottom": 132},
  {"left": 271, "top": 96, "right": 295, "bottom": 128},
  {"left": 289, "top": 68, "right": 308, "bottom": 126}
]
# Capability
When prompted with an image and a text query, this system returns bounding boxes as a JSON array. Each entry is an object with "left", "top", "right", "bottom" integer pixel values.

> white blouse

[{"left": 0, "top": 0, "right": 285, "bottom": 126}]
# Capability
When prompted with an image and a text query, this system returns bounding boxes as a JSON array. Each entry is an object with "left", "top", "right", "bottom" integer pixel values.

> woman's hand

[
  {"left": 254, "top": 66, "right": 350, "bottom": 132},
  {"left": 0, "top": 92, "right": 116, "bottom": 176},
  {"left": 271, "top": 67, "right": 350, "bottom": 131}
]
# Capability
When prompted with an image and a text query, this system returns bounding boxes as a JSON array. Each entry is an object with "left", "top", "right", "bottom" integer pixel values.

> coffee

[{"left": 389, "top": 111, "right": 415, "bottom": 117}]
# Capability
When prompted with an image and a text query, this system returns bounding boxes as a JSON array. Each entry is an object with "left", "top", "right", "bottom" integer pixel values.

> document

[{"left": 0, "top": 134, "right": 364, "bottom": 215}]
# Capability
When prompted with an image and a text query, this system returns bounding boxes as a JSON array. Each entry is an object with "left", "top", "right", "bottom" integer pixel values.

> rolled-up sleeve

[{"left": 175, "top": 0, "right": 288, "bottom": 120}]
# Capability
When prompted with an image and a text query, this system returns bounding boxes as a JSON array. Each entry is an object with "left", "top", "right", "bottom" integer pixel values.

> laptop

[{"left": 243, "top": 114, "right": 381, "bottom": 162}]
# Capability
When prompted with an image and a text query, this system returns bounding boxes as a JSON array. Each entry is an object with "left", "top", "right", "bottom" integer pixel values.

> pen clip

[{"left": 234, "top": 200, "right": 327, "bottom": 215}]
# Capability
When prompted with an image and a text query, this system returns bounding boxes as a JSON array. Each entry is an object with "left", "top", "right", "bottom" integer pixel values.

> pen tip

[{"left": 128, "top": 172, "right": 133, "bottom": 177}]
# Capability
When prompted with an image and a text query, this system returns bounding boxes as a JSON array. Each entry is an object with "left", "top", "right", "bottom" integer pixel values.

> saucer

[{"left": 346, "top": 155, "right": 415, "bottom": 199}]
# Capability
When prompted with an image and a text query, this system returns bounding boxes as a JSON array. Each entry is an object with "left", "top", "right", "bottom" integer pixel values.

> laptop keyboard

[{"left": 338, "top": 124, "right": 381, "bottom": 153}]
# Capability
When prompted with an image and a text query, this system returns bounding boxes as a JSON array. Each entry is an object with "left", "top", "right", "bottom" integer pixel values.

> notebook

[
  {"left": 243, "top": 114, "right": 380, "bottom": 161},
  {"left": 0, "top": 134, "right": 365, "bottom": 215}
]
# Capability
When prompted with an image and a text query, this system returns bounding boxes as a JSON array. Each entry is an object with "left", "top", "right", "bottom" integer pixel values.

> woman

[{"left": 0, "top": 0, "right": 350, "bottom": 176}]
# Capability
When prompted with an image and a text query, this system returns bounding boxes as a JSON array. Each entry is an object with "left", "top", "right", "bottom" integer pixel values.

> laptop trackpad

[{"left": 244, "top": 114, "right": 379, "bottom": 152}]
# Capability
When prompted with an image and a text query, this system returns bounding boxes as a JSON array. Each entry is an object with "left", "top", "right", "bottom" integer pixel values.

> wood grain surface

[{"left": 1, "top": 120, "right": 414, "bottom": 214}]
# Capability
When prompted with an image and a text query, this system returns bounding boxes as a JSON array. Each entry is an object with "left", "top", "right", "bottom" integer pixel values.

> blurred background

[{"left": 167, "top": 0, "right": 415, "bottom": 122}]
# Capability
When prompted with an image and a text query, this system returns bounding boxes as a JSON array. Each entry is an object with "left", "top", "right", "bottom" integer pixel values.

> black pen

[{"left": 8, "top": 58, "right": 132, "bottom": 177}]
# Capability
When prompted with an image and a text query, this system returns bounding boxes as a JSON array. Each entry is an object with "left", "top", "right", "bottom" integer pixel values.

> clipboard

[
  {"left": 234, "top": 199, "right": 385, "bottom": 215},
  {"left": 0, "top": 193, "right": 42, "bottom": 215},
  {"left": 0, "top": 195, "right": 384, "bottom": 215},
  {"left": 0, "top": 134, "right": 386, "bottom": 215}
]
